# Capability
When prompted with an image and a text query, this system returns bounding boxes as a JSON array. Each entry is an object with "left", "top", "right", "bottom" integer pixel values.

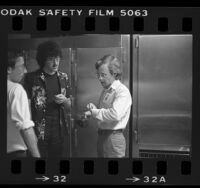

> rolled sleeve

[
  {"left": 10, "top": 85, "right": 34, "bottom": 130},
  {"left": 92, "top": 89, "right": 132, "bottom": 122},
  {"left": 91, "top": 109, "right": 100, "bottom": 118}
]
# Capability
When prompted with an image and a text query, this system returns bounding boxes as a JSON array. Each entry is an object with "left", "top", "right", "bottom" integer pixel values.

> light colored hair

[{"left": 95, "top": 55, "right": 122, "bottom": 80}]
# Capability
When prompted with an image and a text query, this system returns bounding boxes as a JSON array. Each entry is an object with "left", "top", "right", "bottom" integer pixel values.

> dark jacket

[{"left": 23, "top": 69, "right": 71, "bottom": 142}]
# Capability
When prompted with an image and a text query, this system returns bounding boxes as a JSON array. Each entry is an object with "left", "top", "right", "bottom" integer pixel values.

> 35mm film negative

[{"left": 0, "top": 4, "right": 199, "bottom": 185}]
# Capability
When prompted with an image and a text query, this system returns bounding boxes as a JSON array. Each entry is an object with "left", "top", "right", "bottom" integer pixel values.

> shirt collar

[{"left": 105, "top": 80, "right": 121, "bottom": 92}]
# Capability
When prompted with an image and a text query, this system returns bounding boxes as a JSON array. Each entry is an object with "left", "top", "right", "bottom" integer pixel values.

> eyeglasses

[{"left": 96, "top": 73, "right": 108, "bottom": 78}]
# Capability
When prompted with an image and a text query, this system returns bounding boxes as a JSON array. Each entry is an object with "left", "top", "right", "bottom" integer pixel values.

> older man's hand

[
  {"left": 86, "top": 103, "right": 97, "bottom": 111},
  {"left": 84, "top": 111, "right": 92, "bottom": 119}
]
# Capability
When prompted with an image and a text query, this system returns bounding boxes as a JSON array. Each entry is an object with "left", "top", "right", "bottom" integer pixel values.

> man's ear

[
  {"left": 7, "top": 67, "right": 12, "bottom": 74},
  {"left": 112, "top": 73, "right": 117, "bottom": 79}
]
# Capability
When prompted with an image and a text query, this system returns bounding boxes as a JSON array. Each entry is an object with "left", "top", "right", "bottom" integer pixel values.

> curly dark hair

[{"left": 36, "top": 40, "right": 62, "bottom": 68}]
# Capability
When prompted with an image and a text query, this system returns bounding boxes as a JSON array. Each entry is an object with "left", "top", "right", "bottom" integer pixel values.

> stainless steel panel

[
  {"left": 8, "top": 36, "right": 75, "bottom": 50},
  {"left": 8, "top": 35, "right": 122, "bottom": 50},
  {"left": 73, "top": 35, "right": 122, "bottom": 48},
  {"left": 132, "top": 35, "right": 140, "bottom": 158},
  {"left": 134, "top": 35, "right": 192, "bottom": 154}
]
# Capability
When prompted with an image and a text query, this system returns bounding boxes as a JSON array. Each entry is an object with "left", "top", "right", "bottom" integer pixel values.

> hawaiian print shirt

[{"left": 24, "top": 69, "right": 71, "bottom": 142}]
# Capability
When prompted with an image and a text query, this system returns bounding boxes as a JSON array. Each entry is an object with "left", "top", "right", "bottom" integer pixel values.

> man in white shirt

[
  {"left": 84, "top": 55, "right": 132, "bottom": 158},
  {"left": 7, "top": 51, "right": 40, "bottom": 158}
]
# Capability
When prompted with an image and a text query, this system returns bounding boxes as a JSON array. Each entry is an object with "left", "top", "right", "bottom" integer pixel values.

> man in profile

[
  {"left": 84, "top": 55, "right": 132, "bottom": 158},
  {"left": 24, "top": 41, "right": 71, "bottom": 157},
  {"left": 7, "top": 51, "right": 40, "bottom": 158}
]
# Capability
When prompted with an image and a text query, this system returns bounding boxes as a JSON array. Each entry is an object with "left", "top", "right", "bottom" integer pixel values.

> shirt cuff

[
  {"left": 16, "top": 120, "right": 35, "bottom": 130},
  {"left": 91, "top": 109, "right": 100, "bottom": 118}
]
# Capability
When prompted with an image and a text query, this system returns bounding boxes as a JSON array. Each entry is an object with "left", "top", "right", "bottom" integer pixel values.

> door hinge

[
  {"left": 135, "top": 37, "right": 139, "bottom": 48},
  {"left": 71, "top": 49, "right": 76, "bottom": 64}
]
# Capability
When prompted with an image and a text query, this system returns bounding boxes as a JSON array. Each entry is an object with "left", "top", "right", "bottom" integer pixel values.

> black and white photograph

[{"left": 7, "top": 34, "right": 192, "bottom": 159}]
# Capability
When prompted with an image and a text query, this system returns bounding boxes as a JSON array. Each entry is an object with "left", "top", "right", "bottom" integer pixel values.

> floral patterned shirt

[{"left": 24, "top": 69, "right": 71, "bottom": 142}]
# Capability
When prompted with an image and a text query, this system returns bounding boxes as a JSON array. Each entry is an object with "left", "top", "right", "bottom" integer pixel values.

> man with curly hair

[{"left": 24, "top": 41, "right": 71, "bottom": 157}]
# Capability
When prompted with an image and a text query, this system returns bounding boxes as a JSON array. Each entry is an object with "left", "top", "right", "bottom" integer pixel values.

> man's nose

[
  {"left": 24, "top": 67, "right": 27, "bottom": 74},
  {"left": 98, "top": 76, "right": 104, "bottom": 81},
  {"left": 54, "top": 59, "right": 59, "bottom": 65}
]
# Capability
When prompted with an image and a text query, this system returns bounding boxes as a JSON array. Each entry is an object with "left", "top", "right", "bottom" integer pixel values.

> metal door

[{"left": 132, "top": 35, "right": 192, "bottom": 158}]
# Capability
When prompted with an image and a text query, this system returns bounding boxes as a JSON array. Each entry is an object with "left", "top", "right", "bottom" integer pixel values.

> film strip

[{"left": 0, "top": 4, "right": 199, "bottom": 185}]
